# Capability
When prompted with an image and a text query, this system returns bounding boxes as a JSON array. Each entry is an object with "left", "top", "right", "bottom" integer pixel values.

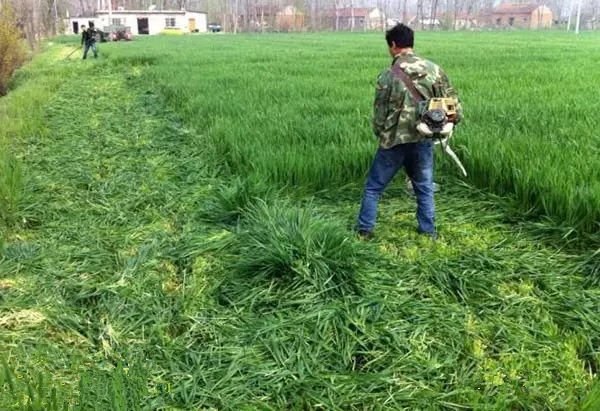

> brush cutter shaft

[{"left": 436, "top": 134, "right": 467, "bottom": 177}]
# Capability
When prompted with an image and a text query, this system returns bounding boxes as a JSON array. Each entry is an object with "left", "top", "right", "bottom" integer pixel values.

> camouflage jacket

[{"left": 372, "top": 51, "right": 463, "bottom": 148}]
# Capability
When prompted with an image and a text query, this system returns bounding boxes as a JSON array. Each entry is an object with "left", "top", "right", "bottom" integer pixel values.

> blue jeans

[
  {"left": 83, "top": 42, "right": 97, "bottom": 59},
  {"left": 356, "top": 140, "right": 436, "bottom": 235}
]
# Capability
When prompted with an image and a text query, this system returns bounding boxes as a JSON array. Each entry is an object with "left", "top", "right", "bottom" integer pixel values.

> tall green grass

[{"left": 102, "top": 31, "right": 600, "bottom": 236}]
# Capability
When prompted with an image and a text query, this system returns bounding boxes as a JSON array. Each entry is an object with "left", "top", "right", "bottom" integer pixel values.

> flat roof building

[{"left": 66, "top": 8, "right": 207, "bottom": 36}]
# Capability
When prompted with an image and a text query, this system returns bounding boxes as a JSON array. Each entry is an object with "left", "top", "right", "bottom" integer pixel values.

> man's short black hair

[{"left": 385, "top": 23, "right": 414, "bottom": 48}]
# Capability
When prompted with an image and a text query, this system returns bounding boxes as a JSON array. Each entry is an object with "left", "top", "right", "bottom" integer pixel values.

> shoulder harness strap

[{"left": 390, "top": 64, "right": 426, "bottom": 103}]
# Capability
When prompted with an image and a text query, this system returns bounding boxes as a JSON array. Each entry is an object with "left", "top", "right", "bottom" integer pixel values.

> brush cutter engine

[{"left": 415, "top": 98, "right": 458, "bottom": 138}]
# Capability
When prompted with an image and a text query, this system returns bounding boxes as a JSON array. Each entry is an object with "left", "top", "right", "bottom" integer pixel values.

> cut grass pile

[{"left": 1, "top": 32, "right": 600, "bottom": 409}]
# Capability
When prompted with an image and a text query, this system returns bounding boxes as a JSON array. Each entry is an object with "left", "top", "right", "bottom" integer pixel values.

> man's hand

[{"left": 454, "top": 108, "right": 463, "bottom": 125}]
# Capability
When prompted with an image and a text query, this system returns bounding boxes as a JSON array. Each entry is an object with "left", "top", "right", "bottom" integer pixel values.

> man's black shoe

[
  {"left": 356, "top": 229, "right": 374, "bottom": 240},
  {"left": 418, "top": 231, "right": 438, "bottom": 240}
]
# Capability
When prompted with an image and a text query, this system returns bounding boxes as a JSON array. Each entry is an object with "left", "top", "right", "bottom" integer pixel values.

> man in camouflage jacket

[{"left": 355, "top": 23, "right": 462, "bottom": 240}]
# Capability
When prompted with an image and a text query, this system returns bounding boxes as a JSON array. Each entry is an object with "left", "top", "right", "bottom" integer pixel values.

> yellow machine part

[{"left": 427, "top": 98, "right": 458, "bottom": 122}]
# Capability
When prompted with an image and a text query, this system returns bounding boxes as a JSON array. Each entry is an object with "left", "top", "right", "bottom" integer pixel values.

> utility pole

[
  {"left": 350, "top": 1, "right": 354, "bottom": 32},
  {"left": 575, "top": 0, "right": 581, "bottom": 33}
]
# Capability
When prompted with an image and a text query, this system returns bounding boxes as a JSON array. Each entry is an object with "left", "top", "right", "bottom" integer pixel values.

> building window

[
  {"left": 111, "top": 18, "right": 123, "bottom": 25},
  {"left": 165, "top": 18, "right": 176, "bottom": 28}
]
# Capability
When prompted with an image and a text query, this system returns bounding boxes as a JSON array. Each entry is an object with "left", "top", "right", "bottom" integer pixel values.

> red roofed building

[
  {"left": 322, "top": 7, "right": 386, "bottom": 31},
  {"left": 486, "top": 3, "right": 553, "bottom": 28},
  {"left": 239, "top": 4, "right": 305, "bottom": 32},
  {"left": 443, "top": 11, "right": 479, "bottom": 29},
  {"left": 407, "top": 11, "right": 479, "bottom": 29}
]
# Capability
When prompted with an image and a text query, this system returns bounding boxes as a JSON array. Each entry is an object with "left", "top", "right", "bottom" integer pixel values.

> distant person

[
  {"left": 354, "top": 23, "right": 462, "bottom": 240},
  {"left": 81, "top": 23, "right": 98, "bottom": 59}
]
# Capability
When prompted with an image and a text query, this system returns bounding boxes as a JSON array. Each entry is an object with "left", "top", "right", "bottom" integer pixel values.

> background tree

[{"left": 0, "top": 4, "right": 28, "bottom": 95}]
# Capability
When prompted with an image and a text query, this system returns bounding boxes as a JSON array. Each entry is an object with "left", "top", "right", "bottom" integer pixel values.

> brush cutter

[
  {"left": 390, "top": 65, "right": 468, "bottom": 179},
  {"left": 64, "top": 46, "right": 82, "bottom": 60}
]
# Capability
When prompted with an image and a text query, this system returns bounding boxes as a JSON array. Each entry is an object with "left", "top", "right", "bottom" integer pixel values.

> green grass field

[{"left": 1, "top": 30, "right": 600, "bottom": 410}]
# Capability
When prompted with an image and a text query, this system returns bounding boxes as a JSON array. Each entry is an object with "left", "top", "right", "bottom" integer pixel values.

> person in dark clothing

[{"left": 81, "top": 24, "right": 98, "bottom": 59}]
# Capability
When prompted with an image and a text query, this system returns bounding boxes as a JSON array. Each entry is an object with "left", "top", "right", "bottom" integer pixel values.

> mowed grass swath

[
  {"left": 0, "top": 45, "right": 85, "bottom": 228},
  {"left": 106, "top": 31, "right": 600, "bottom": 235},
  {"left": 1, "top": 32, "right": 600, "bottom": 410}
]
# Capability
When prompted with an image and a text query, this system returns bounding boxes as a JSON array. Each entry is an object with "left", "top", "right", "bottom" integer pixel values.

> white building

[{"left": 66, "top": 8, "right": 207, "bottom": 36}]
